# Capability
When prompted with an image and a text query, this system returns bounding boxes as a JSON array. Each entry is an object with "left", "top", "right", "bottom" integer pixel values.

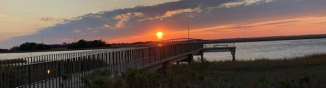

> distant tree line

[
  {"left": 9, "top": 42, "right": 51, "bottom": 51},
  {"left": 51, "top": 44, "right": 67, "bottom": 49},
  {"left": 66, "top": 39, "right": 109, "bottom": 49},
  {"left": 0, "top": 39, "right": 112, "bottom": 52},
  {"left": 0, "top": 49, "right": 9, "bottom": 52}
]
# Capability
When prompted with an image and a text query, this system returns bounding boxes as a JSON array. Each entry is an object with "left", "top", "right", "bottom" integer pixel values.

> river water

[
  {"left": 201, "top": 38, "right": 326, "bottom": 61},
  {"left": 1, "top": 38, "right": 326, "bottom": 61}
]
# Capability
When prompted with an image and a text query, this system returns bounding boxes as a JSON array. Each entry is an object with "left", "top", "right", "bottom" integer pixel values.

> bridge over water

[{"left": 1, "top": 34, "right": 326, "bottom": 88}]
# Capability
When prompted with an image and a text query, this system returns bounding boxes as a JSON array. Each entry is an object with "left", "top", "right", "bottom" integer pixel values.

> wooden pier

[
  {"left": 2, "top": 35, "right": 325, "bottom": 87},
  {"left": 0, "top": 38, "right": 210, "bottom": 88}
]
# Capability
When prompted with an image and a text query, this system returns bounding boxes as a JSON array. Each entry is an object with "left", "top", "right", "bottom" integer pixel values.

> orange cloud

[
  {"left": 139, "top": 4, "right": 202, "bottom": 21},
  {"left": 113, "top": 13, "right": 132, "bottom": 28},
  {"left": 219, "top": 0, "right": 274, "bottom": 8},
  {"left": 110, "top": 12, "right": 145, "bottom": 29},
  {"left": 38, "top": 16, "right": 63, "bottom": 22},
  {"left": 134, "top": 12, "right": 144, "bottom": 17},
  {"left": 103, "top": 24, "right": 111, "bottom": 28},
  {"left": 86, "top": 27, "right": 93, "bottom": 30}
]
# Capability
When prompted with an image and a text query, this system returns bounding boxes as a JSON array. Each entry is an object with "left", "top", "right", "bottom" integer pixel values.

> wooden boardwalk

[{"left": 0, "top": 39, "right": 205, "bottom": 88}]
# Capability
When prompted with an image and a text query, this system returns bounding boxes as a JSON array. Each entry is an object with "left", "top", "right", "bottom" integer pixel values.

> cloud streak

[
  {"left": 37, "top": 16, "right": 65, "bottom": 24},
  {"left": 202, "top": 18, "right": 307, "bottom": 32},
  {"left": 218, "top": 0, "right": 274, "bottom": 8}
]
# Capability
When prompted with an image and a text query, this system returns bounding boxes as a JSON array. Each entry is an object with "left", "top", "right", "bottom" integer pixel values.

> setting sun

[{"left": 157, "top": 31, "right": 163, "bottom": 39}]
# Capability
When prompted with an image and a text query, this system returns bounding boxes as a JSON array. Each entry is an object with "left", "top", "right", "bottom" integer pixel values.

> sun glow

[{"left": 157, "top": 31, "right": 163, "bottom": 39}]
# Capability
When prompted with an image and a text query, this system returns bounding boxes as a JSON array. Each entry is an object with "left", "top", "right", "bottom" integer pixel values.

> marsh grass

[
  {"left": 82, "top": 54, "right": 326, "bottom": 88},
  {"left": 207, "top": 54, "right": 326, "bottom": 71}
]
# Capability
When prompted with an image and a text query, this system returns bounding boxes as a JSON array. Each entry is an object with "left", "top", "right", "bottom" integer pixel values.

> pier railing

[
  {"left": 0, "top": 42, "right": 203, "bottom": 88},
  {"left": 203, "top": 43, "right": 235, "bottom": 48}
]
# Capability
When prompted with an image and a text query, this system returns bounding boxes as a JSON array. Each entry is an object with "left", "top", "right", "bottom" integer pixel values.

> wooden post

[
  {"left": 0, "top": 59, "right": 3, "bottom": 88},
  {"left": 200, "top": 50, "right": 204, "bottom": 62},
  {"left": 230, "top": 48, "right": 236, "bottom": 61},
  {"left": 13, "top": 59, "right": 16, "bottom": 87},
  {"left": 109, "top": 52, "right": 112, "bottom": 76},
  {"left": 113, "top": 51, "right": 116, "bottom": 75},
  {"left": 188, "top": 54, "right": 194, "bottom": 64},
  {"left": 28, "top": 64, "right": 32, "bottom": 88},
  {"left": 162, "top": 62, "right": 169, "bottom": 74},
  {"left": 117, "top": 51, "right": 121, "bottom": 73}
]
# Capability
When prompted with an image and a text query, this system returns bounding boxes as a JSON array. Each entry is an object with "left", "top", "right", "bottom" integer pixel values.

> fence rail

[
  {"left": 203, "top": 43, "right": 235, "bottom": 48},
  {"left": 0, "top": 42, "right": 203, "bottom": 88}
]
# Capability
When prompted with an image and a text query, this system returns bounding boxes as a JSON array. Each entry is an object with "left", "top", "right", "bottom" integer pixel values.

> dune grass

[
  {"left": 201, "top": 53, "right": 326, "bottom": 71},
  {"left": 81, "top": 54, "right": 326, "bottom": 88}
]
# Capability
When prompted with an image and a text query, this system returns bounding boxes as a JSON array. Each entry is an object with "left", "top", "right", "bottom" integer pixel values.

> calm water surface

[{"left": 200, "top": 38, "right": 326, "bottom": 61}]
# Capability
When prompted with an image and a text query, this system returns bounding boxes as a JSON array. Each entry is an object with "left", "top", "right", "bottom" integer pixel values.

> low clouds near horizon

[{"left": 1, "top": 0, "right": 326, "bottom": 49}]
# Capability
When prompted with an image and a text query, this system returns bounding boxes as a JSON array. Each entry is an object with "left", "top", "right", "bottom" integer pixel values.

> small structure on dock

[{"left": 201, "top": 44, "right": 236, "bottom": 61}]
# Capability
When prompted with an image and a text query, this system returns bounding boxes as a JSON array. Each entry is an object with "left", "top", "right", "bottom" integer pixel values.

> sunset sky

[{"left": 1, "top": 0, "right": 326, "bottom": 49}]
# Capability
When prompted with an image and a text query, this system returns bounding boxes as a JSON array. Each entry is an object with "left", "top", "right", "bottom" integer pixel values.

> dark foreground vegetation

[{"left": 81, "top": 54, "right": 326, "bottom": 88}]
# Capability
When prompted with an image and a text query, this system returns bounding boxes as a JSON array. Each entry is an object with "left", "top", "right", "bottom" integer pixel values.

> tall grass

[
  {"left": 208, "top": 54, "right": 326, "bottom": 71},
  {"left": 81, "top": 54, "right": 326, "bottom": 88}
]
